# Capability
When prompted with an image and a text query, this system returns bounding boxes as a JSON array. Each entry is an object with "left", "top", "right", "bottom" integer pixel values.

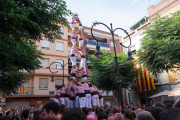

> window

[
  {"left": 101, "top": 90, "right": 113, "bottom": 96},
  {"left": 57, "top": 27, "right": 64, "bottom": 34},
  {"left": 55, "top": 79, "right": 63, "bottom": 89},
  {"left": 110, "top": 41, "right": 116, "bottom": 47},
  {"left": 56, "top": 42, "right": 64, "bottom": 51},
  {"left": 39, "top": 78, "right": 48, "bottom": 89},
  {"left": 56, "top": 60, "right": 63, "bottom": 69},
  {"left": 41, "top": 40, "right": 50, "bottom": 49},
  {"left": 41, "top": 59, "right": 49, "bottom": 68}
]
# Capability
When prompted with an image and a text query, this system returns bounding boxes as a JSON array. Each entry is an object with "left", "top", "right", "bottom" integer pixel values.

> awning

[
  {"left": 148, "top": 90, "right": 171, "bottom": 98},
  {"left": 168, "top": 83, "right": 180, "bottom": 96}
]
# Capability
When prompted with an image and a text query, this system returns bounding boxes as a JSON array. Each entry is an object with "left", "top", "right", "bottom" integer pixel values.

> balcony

[
  {"left": 86, "top": 40, "right": 110, "bottom": 51},
  {"left": 12, "top": 87, "right": 34, "bottom": 95}
]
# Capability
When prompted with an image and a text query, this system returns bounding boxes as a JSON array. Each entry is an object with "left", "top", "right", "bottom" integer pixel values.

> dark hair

[
  {"left": 95, "top": 107, "right": 105, "bottom": 115},
  {"left": 121, "top": 109, "right": 125, "bottom": 115},
  {"left": 60, "top": 104, "right": 66, "bottom": 114},
  {"left": 56, "top": 86, "right": 60, "bottom": 90},
  {"left": 82, "top": 107, "right": 89, "bottom": 116},
  {"left": 2, "top": 116, "right": 11, "bottom": 120},
  {"left": 164, "top": 103, "right": 173, "bottom": 109},
  {"left": 81, "top": 82, "right": 84, "bottom": 84},
  {"left": 112, "top": 106, "right": 119, "bottom": 114},
  {"left": 33, "top": 111, "right": 42, "bottom": 120},
  {"left": 125, "top": 110, "right": 133, "bottom": 120},
  {"left": 98, "top": 112, "right": 108, "bottom": 120},
  {"left": 155, "top": 102, "right": 167, "bottom": 109},
  {"left": 89, "top": 84, "right": 92, "bottom": 87},
  {"left": 61, "top": 107, "right": 86, "bottom": 120},
  {"left": 174, "top": 100, "right": 180, "bottom": 108},
  {"left": 62, "top": 84, "right": 65, "bottom": 87},
  {"left": 42, "top": 117, "right": 58, "bottom": 120},
  {"left": 158, "top": 107, "right": 180, "bottom": 120},
  {"left": 6, "top": 112, "right": 10, "bottom": 116},
  {"left": 23, "top": 109, "right": 30, "bottom": 119},
  {"left": 145, "top": 108, "right": 151, "bottom": 112},
  {"left": 162, "top": 99, "right": 174, "bottom": 104},
  {"left": 11, "top": 116, "right": 20, "bottom": 120},
  {"left": 132, "top": 108, "right": 135, "bottom": 111},
  {"left": 43, "top": 102, "right": 61, "bottom": 115},
  {"left": 150, "top": 106, "right": 164, "bottom": 120}
]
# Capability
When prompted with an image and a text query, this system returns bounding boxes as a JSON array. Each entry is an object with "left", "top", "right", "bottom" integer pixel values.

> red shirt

[{"left": 87, "top": 117, "right": 94, "bottom": 120}]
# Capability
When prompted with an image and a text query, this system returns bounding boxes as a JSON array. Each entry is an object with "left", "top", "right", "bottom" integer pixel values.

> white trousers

[
  {"left": 76, "top": 96, "right": 79, "bottom": 107},
  {"left": 79, "top": 40, "right": 83, "bottom": 47},
  {"left": 85, "top": 94, "right": 92, "bottom": 108},
  {"left": 92, "top": 95, "right": 99, "bottom": 106},
  {"left": 53, "top": 98, "right": 59, "bottom": 104},
  {"left": 79, "top": 26, "right": 82, "bottom": 30},
  {"left": 71, "top": 38, "right": 76, "bottom": 46},
  {"left": 99, "top": 98, "right": 104, "bottom": 107},
  {"left": 79, "top": 97, "right": 86, "bottom": 108},
  {"left": 80, "top": 58, "right": 86, "bottom": 70},
  {"left": 60, "top": 97, "right": 65, "bottom": 105},
  {"left": 70, "top": 24, "right": 75, "bottom": 30},
  {"left": 65, "top": 97, "right": 70, "bottom": 108},
  {"left": 70, "top": 56, "right": 76, "bottom": 66},
  {"left": 69, "top": 100, "right": 75, "bottom": 109}
]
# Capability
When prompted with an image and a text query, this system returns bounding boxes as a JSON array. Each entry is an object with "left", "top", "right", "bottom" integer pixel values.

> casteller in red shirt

[{"left": 87, "top": 117, "right": 94, "bottom": 120}]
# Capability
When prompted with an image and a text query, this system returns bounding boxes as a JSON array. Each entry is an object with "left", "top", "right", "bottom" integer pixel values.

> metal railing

[
  {"left": 13, "top": 87, "right": 34, "bottom": 95},
  {"left": 86, "top": 40, "right": 110, "bottom": 48}
]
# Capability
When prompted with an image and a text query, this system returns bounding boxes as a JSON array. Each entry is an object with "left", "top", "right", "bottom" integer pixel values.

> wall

[{"left": 147, "top": 0, "right": 180, "bottom": 19}]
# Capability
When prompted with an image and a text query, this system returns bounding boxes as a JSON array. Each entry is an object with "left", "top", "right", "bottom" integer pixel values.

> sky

[{"left": 65, "top": 0, "right": 161, "bottom": 37}]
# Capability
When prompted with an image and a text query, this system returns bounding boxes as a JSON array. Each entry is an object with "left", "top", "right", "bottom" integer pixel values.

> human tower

[{"left": 53, "top": 13, "right": 103, "bottom": 109}]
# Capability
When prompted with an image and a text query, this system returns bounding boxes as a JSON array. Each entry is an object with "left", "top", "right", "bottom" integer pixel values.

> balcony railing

[
  {"left": 13, "top": 87, "right": 34, "bottom": 95},
  {"left": 86, "top": 40, "right": 110, "bottom": 48}
]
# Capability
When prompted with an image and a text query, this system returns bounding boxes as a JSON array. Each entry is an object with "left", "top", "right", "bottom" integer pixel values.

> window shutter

[
  {"left": 41, "top": 40, "right": 50, "bottom": 49},
  {"left": 56, "top": 60, "right": 63, "bottom": 69},
  {"left": 56, "top": 42, "right": 64, "bottom": 51},
  {"left": 41, "top": 59, "right": 49, "bottom": 68},
  {"left": 55, "top": 79, "right": 63, "bottom": 86},
  {"left": 39, "top": 78, "right": 48, "bottom": 88}
]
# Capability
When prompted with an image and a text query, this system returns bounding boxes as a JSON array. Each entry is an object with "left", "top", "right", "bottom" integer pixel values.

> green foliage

[
  {"left": 0, "top": 0, "right": 71, "bottom": 95},
  {"left": 137, "top": 11, "right": 180, "bottom": 75},
  {"left": 88, "top": 50, "right": 134, "bottom": 92}
]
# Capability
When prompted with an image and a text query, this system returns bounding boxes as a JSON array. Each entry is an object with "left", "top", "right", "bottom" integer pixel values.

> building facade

[
  {"left": 5, "top": 23, "right": 125, "bottom": 108},
  {"left": 123, "top": 0, "right": 180, "bottom": 106}
]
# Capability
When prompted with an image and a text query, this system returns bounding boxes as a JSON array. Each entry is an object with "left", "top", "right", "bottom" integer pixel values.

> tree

[
  {"left": 0, "top": 0, "right": 71, "bottom": 95},
  {"left": 137, "top": 11, "right": 180, "bottom": 75},
  {"left": 88, "top": 50, "right": 134, "bottom": 105}
]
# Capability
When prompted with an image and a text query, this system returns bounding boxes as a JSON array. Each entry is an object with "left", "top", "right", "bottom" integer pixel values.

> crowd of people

[
  {"left": 1, "top": 98, "right": 180, "bottom": 120},
  {"left": 53, "top": 80, "right": 104, "bottom": 110}
]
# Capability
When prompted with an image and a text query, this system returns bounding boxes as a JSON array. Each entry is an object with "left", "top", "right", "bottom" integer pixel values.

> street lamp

[
  {"left": 91, "top": 22, "right": 134, "bottom": 109},
  {"left": 48, "top": 61, "right": 68, "bottom": 84}
]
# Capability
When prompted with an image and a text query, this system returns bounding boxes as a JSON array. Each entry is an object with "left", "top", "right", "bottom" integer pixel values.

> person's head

[
  {"left": 124, "top": 110, "right": 133, "bottom": 120},
  {"left": 60, "top": 104, "right": 66, "bottom": 114},
  {"left": 82, "top": 107, "right": 89, "bottom": 116},
  {"left": 114, "top": 113, "right": 124, "bottom": 120},
  {"left": 95, "top": 107, "right": 105, "bottom": 115},
  {"left": 164, "top": 103, "right": 172, "bottom": 109},
  {"left": 10, "top": 116, "right": 20, "bottom": 120},
  {"left": 158, "top": 107, "right": 180, "bottom": 120},
  {"left": 98, "top": 112, "right": 108, "bottom": 120},
  {"left": 42, "top": 102, "right": 61, "bottom": 119},
  {"left": 112, "top": 106, "right": 119, "bottom": 114},
  {"left": 136, "top": 112, "right": 155, "bottom": 120},
  {"left": 1, "top": 116, "right": 10, "bottom": 120},
  {"left": 6, "top": 112, "right": 10, "bottom": 116},
  {"left": 56, "top": 86, "right": 61, "bottom": 90},
  {"left": 155, "top": 102, "right": 167, "bottom": 110},
  {"left": 33, "top": 111, "right": 43, "bottom": 120},
  {"left": 150, "top": 106, "right": 164, "bottom": 120},
  {"left": 61, "top": 107, "right": 86, "bottom": 120},
  {"left": 125, "top": 104, "right": 129, "bottom": 109},
  {"left": 81, "top": 82, "right": 84, "bottom": 84},
  {"left": 62, "top": 84, "right": 65, "bottom": 87},
  {"left": 89, "top": 84, "right": 92, "bottom": 87},
  {"left": 173, "top": 99, "right": 180, "bottom": 108},
  {"left": 162, "top": 99, "right": 173, "bottom": 104},
  {"left": 23, "top": 109, "right": 30, "bottom": 119}
]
